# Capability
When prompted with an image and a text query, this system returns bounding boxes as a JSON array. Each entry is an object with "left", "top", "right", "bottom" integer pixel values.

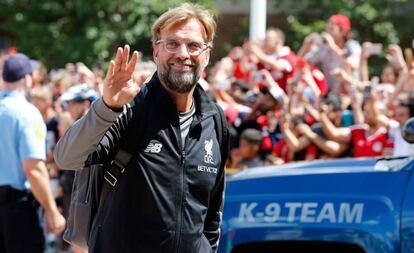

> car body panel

[
  {"left": 401, "top": 171, "right": 414, "bottom": 253},
  {"left": 219, "top": 158, "right": 414, "bottom": 253}
]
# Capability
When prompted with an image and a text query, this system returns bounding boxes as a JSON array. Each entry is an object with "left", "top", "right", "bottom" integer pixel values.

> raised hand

[
  {"left": 321, "top": 32, "right": 337, "bottom": 51},
  {"left": 361, "top": 42, "right": 373, "bottom": 59},
  {"left": 386, "top": 44, "right": 407, "bottom": 71},
  {"left": 306, "top": 33, "right": 321, "bottom": 46},
  {"left": 103, "top": 45, "right": 140, "bottom": 110}
]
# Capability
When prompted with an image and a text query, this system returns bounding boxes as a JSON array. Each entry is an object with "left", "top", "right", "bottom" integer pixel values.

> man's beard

[{"left": 158, "top": 59, "right": 203, "bottom": 94}]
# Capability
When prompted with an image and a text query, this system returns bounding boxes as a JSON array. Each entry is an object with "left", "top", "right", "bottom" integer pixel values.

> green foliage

[
  {"left": 223, "top": 16, "right": 249, "bottom": 53},
  {"left": 271, "top": 0, "right": 414, "bottom": 76},
  {"left": 0, "top": 0, "right": 216, "bottom": 69},
  {"left": 273, "top": 0, "right": 413, "bottom": 46}
]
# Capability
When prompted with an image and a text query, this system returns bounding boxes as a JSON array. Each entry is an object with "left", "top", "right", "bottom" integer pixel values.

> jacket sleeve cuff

[{"left": 92, "top": 97, "right": 124, "bottom": 122}]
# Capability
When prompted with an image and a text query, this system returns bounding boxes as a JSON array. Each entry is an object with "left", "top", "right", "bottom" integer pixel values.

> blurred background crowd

[
  {"left": 2, "top": 13, "right": 413, "bottom": 171},
  {"left": 1, "top": 0, "right": 414, "bottom": 252}
]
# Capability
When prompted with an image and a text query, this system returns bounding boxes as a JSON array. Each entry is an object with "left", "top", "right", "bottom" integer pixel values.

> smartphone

[
  {"left": 369, "top": 43, "right": 382, "bottom": 55},
  {"left": 363, "top": 85, "right": 372, "bottom": 100}
]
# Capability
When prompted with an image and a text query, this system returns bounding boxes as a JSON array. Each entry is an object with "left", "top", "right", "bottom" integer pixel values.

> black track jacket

[{"left": 55, "top": 74, "right": 227, "bottom": 253}]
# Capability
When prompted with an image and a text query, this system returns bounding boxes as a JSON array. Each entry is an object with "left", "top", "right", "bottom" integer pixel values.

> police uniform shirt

[{"left": 0, "top": 91, "right": 46, "bottom": 190}]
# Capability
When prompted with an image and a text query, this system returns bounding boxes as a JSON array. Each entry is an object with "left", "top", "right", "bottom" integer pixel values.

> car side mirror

[{"left": 402, "top": 117, "right": 414, "bottom": 143}]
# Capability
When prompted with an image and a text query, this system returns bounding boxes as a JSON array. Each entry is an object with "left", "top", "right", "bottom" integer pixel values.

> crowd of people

[
  {"left": 0, "top": 11, "right": 414, "bottom": 252},
  {"left": 211, "top": 14, "right": 414, "bottom": 169},
  {"left": 1, "top": 15, "right": 414, "bottom": 171}
]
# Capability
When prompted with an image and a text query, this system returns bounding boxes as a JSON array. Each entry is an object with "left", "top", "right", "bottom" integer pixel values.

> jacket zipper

[
  {"left": 175, "top": 149, "right": 185, "bottom": 253},
  {"left": 174, "top": 114, "right": 215, "bottom": 252},
  {"left": 174, "top": 117, "right": 190, "bottom": 253}
]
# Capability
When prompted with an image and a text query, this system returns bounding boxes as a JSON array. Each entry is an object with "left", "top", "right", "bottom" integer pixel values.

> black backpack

[{"left": 63, "top": 103, "right": 229, "bottom": 250}]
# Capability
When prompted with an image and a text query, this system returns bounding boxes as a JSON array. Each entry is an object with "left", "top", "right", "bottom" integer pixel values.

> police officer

[{"left": 0, "top": 53, "right": 65, "bottom": 253}]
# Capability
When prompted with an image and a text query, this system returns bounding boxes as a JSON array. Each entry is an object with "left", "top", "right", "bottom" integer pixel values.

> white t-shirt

[{"left": 388, "top": 120, "right": 414, "bottom": 157}]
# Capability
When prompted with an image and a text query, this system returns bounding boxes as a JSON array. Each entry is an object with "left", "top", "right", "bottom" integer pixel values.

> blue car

[{"left": 218, "top": 157, "right": 414, "bottom": 253}]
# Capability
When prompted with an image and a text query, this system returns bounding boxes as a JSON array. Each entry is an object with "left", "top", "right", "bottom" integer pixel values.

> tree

[{"left": 0, "top": 0, "right": 216, "bottom": 69}]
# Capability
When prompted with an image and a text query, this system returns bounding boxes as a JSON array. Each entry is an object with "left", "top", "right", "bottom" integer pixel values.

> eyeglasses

[{"left": 155, "top": 38, "right": 211, "bottom": 56}]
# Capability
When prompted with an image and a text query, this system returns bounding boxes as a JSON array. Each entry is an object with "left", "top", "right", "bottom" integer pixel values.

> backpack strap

[
  {"left": 99, "top": 99, "right": 143, "bottom": 207},
  {"left": 212, "top": 103, "right": 229, "bottom": 169},
  {"left": 99, "top": 149, "right": 131, "bottom": 206}
]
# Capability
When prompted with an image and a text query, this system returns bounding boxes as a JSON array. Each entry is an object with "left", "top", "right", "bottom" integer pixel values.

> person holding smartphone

[
  {"left": 319, "top": 87, "right": 391, "bottom": 158},
  {"left": 245, "top": 27, "right": 297, "bottom": 93},
  {"left": 370, "top": 92, "right": 414, "bottom": 157},
  {"left": 360, "top": 42, "right": 400, "bottom": 86},
  {"left": 298, "top": 14, "right": 361, "bottom": 94}
]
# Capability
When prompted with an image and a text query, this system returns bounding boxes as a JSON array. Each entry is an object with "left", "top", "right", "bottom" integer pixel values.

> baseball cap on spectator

[
  {"left": 329, "top": 14, "right": 351, "bottom": 31},
  {"left": 60, "top": 83, "right": 98, "bottom": 104},
  {"left": 2, "top": 53, "right": 33, "bottom": 82}
]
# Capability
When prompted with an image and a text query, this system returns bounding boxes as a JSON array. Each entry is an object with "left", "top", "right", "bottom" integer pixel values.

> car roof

[{"left": 229, "top": 157, "right": 413, "bottom": 181}]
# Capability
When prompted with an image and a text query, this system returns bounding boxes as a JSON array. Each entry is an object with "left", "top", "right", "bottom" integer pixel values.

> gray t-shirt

[
  {"left": 179, "top": 102, "right": 195, "bottom": 149},
  {"left": 306, "top": 39, "right": 361, "bottom": 92}
]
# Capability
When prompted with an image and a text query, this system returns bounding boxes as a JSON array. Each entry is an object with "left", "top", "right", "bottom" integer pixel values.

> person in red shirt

[
  {"left": 273, "top": 114, "right": 317, "bottom": 163},
  {"left": 245, "top": 27, "right": 296, "bottom": 93},
  {"left": 227, "top": 46, "right": 248, "bottom": 81},
  {"left": 348, "top": 125, "right": 389, "bottom": 157},
  {"left": 288, "top": 58, "right": 328, "bottom": 103},
  {"left": 320, "top": 92, "right": 389, "bottom": 157}
]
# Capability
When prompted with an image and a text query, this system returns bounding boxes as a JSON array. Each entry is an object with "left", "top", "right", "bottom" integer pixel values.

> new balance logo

[{"left": 144, "top": 143, "right": 163, "bottom": 153}]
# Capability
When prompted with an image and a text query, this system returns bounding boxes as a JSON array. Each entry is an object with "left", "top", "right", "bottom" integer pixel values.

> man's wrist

[
  {"left": 44, "top": 204, "right": 59, "bottom": 215},
  {"left": 102, "top": 98, "right": 123, "bottom": 112}
]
